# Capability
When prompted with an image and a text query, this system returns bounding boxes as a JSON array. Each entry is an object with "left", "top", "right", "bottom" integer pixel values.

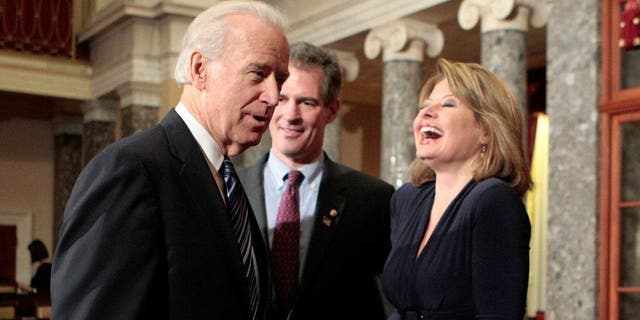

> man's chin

[
  {"left": 280, "top": 147, "right": 306, "bottom": 159},
  {"left": 227, "top": 136, "right": 265, "bottom": 156}
]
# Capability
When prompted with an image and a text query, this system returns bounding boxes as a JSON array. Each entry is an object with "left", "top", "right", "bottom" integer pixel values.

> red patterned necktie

[{"left": 271, "top": 170, "right": 304, "bottom": 312}]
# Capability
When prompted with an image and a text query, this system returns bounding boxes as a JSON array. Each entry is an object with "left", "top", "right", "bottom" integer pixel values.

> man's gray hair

[{"left": 174, "top": 0, "right": 288, "bottom": 84}]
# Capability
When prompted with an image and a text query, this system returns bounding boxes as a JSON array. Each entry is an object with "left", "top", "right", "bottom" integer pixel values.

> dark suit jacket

[
  {"left": 239, "top": 153, "right": 394, "bottom": 320},
  {"left": 51, "top": 109, "right": 270, "bottom": 320}
]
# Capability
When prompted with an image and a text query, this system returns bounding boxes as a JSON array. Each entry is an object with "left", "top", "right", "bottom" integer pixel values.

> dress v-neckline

[
  {"left": 414, "top": 179, "right": 476, "bottom": 263},
  {"left": 414, "top": 189, "right": 441, "bottom": 262}
]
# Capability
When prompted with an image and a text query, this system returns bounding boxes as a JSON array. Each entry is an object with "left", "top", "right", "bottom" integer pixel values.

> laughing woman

[{"left": 382, "top": 58, "right": 532, "bottom": 320}]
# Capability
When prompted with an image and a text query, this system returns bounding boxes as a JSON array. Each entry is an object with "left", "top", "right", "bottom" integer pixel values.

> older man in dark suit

[
  {"left": 239, "top": 42, "right": 394, "bottom": 320},
  {"left": 51, "top": 2, "right": 290, "bottom": 319}
]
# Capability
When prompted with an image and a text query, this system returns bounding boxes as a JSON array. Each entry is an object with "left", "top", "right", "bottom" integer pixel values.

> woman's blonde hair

[{"left": 410, "top": 58, "right": 532, "bottom": 196}]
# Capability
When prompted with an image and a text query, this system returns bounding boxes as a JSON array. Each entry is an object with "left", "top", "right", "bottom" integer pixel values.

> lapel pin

[
  {"left": 322, "top": 216, "right": 332, "bottom": 227},
  {"left": 329, "top": 209, "right": 338, "bottom": 217}
]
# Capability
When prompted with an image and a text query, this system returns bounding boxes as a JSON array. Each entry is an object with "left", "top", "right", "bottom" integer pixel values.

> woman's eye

[{"left": 442, "top": 100, "right": 456, "bottom": 107}]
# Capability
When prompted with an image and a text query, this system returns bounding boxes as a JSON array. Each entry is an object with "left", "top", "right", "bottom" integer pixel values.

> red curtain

[{"left": 0, "top": 0, "right": 73, "bottom": 57}]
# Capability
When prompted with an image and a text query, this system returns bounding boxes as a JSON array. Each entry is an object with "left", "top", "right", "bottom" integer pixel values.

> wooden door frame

[
  {"left": 0, "top": 212, "right": 33, "bottom": 286},
  {"left": 606, "top": 112, "right": 640, "bottom": 319},
  {"left": 599, "top": 1, "right": 640, "bottom": 319}
]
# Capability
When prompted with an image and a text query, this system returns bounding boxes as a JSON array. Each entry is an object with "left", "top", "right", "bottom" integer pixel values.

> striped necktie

[{"left": 220, "top": 156, "right": 259, "bottom": 319}]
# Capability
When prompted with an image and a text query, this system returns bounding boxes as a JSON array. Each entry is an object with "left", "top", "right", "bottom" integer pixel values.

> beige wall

[
  {"left": 0, "top": 118, "right": 54, "bottom": 254},
  {"left": 341, "top": 102, "right": 382, "bottom": 177},
  {"left": 159, "top": 78, "right": 181, "bottom": 119}
]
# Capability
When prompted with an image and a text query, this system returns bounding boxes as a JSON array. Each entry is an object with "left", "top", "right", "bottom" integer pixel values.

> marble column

[
  {"left": 82, "top": 98, "right": 117, "bottom": 166},
  {"left": 458, "top": 0, "right": 550, "bottom": 144},
  {"left": 52, "top": 115, "right": 82, "bottom": 245},
  {"left": 365, "top": 19, "right": 443, "bottom": 187},
  {"left": 545, "top": 1, "right": 600, "bottom": 319},
  {"left": 324, "top": 103, "right": 353, "bottom": 163},
  {"left": 324, "top": 115, "right": 342, "bottom": 162},
  {"left": 117, "top": 82, "right": 160, "bottom": 138},
  {"left": 324, "top": 49, "right": 360, "bottom": 162}
]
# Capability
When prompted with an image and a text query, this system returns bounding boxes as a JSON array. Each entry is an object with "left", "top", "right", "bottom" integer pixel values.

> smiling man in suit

[
  {"left": 51, "top": 2, "right": 290, "bottom": 319},
  {"left": 238, "top": 42, "right": 394, "bottom": 320}
]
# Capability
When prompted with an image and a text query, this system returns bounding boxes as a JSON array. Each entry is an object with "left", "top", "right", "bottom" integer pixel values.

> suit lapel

[
  {"left": 160, "top": 109, "right": 249, "bottom": 285},
  {"left": 238, "top": 153, "right": 270, "bottom": 244},
  {"left": 245, "top": 193, "right": 271, "bottom": 317},
  {"left": 299, "top": 156, "right": 347, "bottom": 291},
  {"left": 235, "top": 154, "right": 272, "bottom": 316},
  {"left": 160, "top": 109, "right": 228, "bottom": 218},
  {"left": 162, "top": 109, "right": 273, "bottom": 316}
]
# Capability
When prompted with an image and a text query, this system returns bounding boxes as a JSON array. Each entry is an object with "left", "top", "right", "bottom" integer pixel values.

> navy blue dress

[{"left": 381, "top": 178, "right": 530, "bottom": 320}]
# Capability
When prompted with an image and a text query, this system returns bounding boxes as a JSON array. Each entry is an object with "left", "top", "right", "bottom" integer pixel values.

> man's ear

[
  {"left": 326, "top": 99, "right": 341, "bottom": 124},
  {"left": 189, "top": 51, "right": 207, "bottom": 90}
]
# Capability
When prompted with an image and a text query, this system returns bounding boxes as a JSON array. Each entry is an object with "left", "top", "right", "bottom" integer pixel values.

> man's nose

[
  {"left": 261, "top": 76, "right": 280, "bottom": 108},
  {"left": 279, "top": 99, "right": 301, "bottom": 121}
]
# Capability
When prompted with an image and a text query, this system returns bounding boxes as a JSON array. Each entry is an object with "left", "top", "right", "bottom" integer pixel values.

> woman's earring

[{"left": 481, "top": 144, "right": 487, "bottom": 158}]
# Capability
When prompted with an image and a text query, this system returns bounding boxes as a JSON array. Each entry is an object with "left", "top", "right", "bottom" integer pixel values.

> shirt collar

[
  {"left": 174, "top": 102, "right": 224, "bottom": 170},
  {"left": 266, "top": 151, "right": 324, "bottom": 188}
]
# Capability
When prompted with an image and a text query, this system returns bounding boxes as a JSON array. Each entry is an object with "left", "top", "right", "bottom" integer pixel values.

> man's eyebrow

[
  {"left": 297, "top": 96, "right": 320, "bottom": 104},
  {"left": 249, "top": 62, "right": 269, "bottom": 68}
]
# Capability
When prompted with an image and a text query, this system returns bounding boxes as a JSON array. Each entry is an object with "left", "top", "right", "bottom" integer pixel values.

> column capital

[
  {"left": 458, "top": 0, "right": 550, "bottom": 32},
  {"left": 116, "top": 81, "right": 161, "bottom": 109},
  {"left": 364, "top": 18, "right": 443, "bottom": 62},
  {"left": 82, "top": 98, "right": 118, "bottom": 123},
  {"left": 52, "top": 115, "right": 83, "bottom": 136},
  {"left": 326, "top": 48, "right": 360, "bottom": 82}
]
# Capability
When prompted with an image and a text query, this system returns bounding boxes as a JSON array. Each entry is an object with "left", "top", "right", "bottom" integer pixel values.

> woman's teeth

[{"left": 420, "top": 126, "right": 443, "bottom": 138}]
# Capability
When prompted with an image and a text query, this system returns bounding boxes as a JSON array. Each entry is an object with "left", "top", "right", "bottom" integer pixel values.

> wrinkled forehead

[{"left": 221, "top": 14, "right": 288, "bottom": 55}]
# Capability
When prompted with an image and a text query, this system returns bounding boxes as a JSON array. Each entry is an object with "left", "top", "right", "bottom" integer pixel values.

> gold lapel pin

[
  {"left": 322, "top": 209, "right": 338, "bottom": 227},
  {"left": 322, "top": 216, "right": 332, "bottom": 227}
]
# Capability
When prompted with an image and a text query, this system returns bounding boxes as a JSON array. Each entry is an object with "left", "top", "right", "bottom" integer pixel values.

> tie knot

[
  {"left": 220, "top": 156, "right": 234, "bottom": 177},
  {"left": 286, "top": 170, "right": 304, "bottom": 187}
]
